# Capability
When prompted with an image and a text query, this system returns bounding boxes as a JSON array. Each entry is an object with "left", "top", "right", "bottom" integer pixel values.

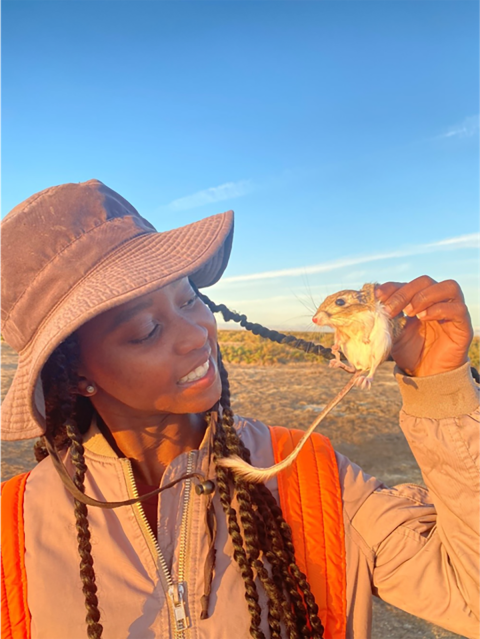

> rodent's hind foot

[{"left": 354, "top": 375, "right": 372, "bottom": 390}]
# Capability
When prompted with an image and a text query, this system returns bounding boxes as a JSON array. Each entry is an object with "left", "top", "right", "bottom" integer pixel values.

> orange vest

[{"left": 1, "top": 427, "right": 346, "bottom": 638}]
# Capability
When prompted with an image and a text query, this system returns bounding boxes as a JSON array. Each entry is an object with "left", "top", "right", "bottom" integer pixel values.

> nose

[
  {"left": 174, "top": 316, "right": 210, "bottom": 355},
  {"left": 313, "top": 310, "right": 329, "bottom": 326}
]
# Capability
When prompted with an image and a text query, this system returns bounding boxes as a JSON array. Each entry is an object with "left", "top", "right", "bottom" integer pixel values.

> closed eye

[
  {"left": 182, "top": 293, "right": 198, "bottom": 308},
  {"left": 130, "top": 324, "right": 160, "bottom": 344}
]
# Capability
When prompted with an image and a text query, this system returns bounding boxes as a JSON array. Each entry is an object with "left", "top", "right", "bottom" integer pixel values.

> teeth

[{"left": 179, "top": 359, "right": 210, "bottom": 384}]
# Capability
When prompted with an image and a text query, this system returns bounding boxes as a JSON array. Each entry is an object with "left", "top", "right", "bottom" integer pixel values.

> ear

[
  {"left": 361, "top": 283, "right": 376, "bottom": 303},
  {"left": 77, "top": 376, "right": 97, "bottom": 397}
]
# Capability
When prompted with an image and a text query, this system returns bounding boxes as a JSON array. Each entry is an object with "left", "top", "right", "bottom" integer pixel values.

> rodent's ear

[{"left": 360, "top": 283, "right": 376, "bottom": 304}]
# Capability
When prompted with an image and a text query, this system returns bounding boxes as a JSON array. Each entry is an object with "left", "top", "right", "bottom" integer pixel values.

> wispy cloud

[
  {"left": 218, "top": 233, "right": 479, "bottom": 284},
  {"left": 167, "top": 180, "right": 252, "bottom": 212},
  {"left": 437, "top": 115, "right": 479, "bottom": 139}
]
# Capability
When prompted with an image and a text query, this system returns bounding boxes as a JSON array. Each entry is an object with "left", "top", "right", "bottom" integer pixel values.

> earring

[{"left": 85, "top": 384, "right": 96, "bottom": 395}]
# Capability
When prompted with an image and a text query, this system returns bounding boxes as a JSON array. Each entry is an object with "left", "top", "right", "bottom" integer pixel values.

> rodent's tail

[
  {"left": 217, "top": 370, "right": 362, "bottom": 483},
  {"left": 218, "top": 451, "right": 299, "bottom": 483}
]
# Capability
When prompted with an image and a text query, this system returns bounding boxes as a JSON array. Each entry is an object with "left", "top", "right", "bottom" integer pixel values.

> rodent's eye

[{"left": 335, "top": 298, "right": 346, "bottom": 306}]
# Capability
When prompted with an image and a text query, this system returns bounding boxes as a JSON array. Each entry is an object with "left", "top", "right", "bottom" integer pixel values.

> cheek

[{"left": 82, "top": 347, "right": 172, "bottom": 401}]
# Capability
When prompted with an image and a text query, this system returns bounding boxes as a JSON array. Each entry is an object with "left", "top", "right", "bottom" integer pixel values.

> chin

[{"left": 193, "top": 386, "right": 222, "bottom": 413}]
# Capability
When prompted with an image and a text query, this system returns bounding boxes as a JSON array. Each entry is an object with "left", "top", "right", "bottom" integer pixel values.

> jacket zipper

[{"left": 123, "top": 451, "right": 195, "bottom": 637}]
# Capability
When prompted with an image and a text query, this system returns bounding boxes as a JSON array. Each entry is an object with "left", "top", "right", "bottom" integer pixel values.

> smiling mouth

[{"left": 178, "top": 358, "right": 211, "bottom": 384}]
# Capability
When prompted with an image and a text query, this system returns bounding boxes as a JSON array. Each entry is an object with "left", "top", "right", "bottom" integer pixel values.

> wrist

[{"left": 394, "top": 361, "right": 479, "bottom": 419}]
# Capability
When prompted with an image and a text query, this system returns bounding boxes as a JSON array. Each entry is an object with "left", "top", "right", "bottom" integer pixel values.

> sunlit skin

[
  {"left": 76, "top": 275, "right": 473, "bottom": 486},
  {"left": 77, "top": 277, "right": 222, "bottom": 486}
]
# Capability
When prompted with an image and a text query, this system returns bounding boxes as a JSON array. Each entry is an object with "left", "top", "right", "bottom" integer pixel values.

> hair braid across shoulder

[
  {"left": 213, "top": 350, "right": 325, "bottom": 639},
  {"left": 213, "top": 419, "right": 266, "bottom": 638},
  {"left": 41, "top": 335, "right": 103, "bottom": 639},
  {"left": 66, "top": 422, "right": 104, "bottom": 639}
]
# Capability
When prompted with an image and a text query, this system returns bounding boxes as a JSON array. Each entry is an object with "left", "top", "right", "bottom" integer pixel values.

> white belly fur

[{"left": 341, "top": 303, "right": 392, "bottom": 372}]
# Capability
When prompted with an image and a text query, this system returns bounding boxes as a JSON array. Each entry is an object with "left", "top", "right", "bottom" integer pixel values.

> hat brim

[{"left": 2, "top": 210, "right": 234, "bottom": 441}]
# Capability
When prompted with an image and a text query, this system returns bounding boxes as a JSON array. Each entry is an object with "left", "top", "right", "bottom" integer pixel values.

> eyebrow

[{"left": 109, "top": 299, "right": 154, "bottom": 331}]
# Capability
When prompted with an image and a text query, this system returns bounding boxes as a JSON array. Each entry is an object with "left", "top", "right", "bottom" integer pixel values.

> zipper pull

[{"left": 168, "top": 582, "right": 190, "bottom": 632}]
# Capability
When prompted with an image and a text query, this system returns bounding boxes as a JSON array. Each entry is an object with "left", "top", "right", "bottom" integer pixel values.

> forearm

[
  {"left": 396, "top": 362, "right": 480, "bottom": 618},
  {"left": 396, "top": 362, "right": 479, "bottom": 522}
]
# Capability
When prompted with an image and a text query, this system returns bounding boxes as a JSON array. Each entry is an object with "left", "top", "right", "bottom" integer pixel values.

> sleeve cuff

[{"left": 394, "top": 361, "right": 480, "bottom": 419}]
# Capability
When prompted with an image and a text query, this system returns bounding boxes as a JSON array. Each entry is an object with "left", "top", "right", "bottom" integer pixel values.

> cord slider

[{"left": 195, "top": 480, "right": 215, "bottom": 496}]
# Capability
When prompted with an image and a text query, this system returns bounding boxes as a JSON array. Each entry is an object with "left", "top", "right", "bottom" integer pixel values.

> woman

[{"left": 1, "top": 179, "right": 479, "bottom": 639}]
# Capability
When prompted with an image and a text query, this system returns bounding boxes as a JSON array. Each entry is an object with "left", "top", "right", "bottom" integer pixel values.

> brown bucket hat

[{"left": 1, "top": 179, "right": 234, "bottom": 441}]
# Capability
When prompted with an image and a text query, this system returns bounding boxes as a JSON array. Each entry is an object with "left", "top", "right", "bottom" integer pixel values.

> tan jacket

[{"left": 23, "top": 363, "right": 479, "bottom": 639}]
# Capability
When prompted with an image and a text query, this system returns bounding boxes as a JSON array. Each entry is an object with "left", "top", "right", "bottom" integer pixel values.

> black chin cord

[{"left": 44, "top": 433, "right": 211, "bottom": 509}]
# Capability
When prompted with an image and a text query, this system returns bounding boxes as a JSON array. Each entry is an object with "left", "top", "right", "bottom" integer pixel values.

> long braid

[
  {"left": 218, "top": 353, "right": 284, "bottom": 637},
  {"left": 252, "top": 493, "right": 307, "bottom": 638},
  {"left": 66, "top": 421, "right": 103, "bottom": 639},
  {"left": 257, "top": 485, "right": 324, "bottom": 637},
  {"left": 251, "top": 502, "right": 299, "bottom": 639},
  {"left": 213, "top": 413, "right": 265, "bottom": 638},
  {"left": 39, "top": 335, "right": 103, "bottom": 639},
  {"left": 214, "top": 350, "right": 325, "bottom": 639},
  {"left": 196, "top": 290, "right": 334, "bottom": 361}
]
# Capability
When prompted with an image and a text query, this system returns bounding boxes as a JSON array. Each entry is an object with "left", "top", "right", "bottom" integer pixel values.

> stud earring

[{"left": 85, "top": 384, "right": 96, "bottom": 395}]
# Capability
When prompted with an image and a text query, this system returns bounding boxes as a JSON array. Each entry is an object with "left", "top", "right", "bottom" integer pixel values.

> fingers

[
  {"left": 377, "top": 276, "right": 469, "bottom": 322},
  {"left": 383, "top": 275, "right": 441, "bottom": 317},
  {"left": 414, "top": 301, "right": 470, "bottom": 325},
  {"left": 375, "top": 282, "right": 405, "bottom": 302},
  {"left": 377, "top": 276, "right": 468, "bottom": 323}
]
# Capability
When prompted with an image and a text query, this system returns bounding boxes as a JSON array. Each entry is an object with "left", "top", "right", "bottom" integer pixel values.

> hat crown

[{"left": 1, "top": 179, "right": 155, "bottom": 351}]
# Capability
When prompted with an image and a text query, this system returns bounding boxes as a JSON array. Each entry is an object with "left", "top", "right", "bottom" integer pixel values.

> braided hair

[
  {"left": 38, "top": 334, "right": 103, "bottom": 639},
  {"left": 37, "top": 295, "right": 330, "bottom": 639}
]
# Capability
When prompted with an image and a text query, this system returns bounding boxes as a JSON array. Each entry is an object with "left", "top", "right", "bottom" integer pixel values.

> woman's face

[{"left": 77, "top": 277, "right": 221, "bottom": 420}]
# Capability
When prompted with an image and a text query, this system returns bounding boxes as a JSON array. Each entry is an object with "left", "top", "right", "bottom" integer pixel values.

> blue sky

[{"left": 3, "top": 0, "right": 479, "bottom": 330}]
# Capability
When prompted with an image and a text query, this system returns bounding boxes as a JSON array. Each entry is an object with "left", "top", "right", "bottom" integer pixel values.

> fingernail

[
  {"left": 417, "top": 310, "right": 427, "bottom": 319},
  {"left": 404, "top": 304, "right": 414, "bottom": 316},
  {"left": 374, "top": 288, "right": 381, "bottom": 299},
  {"left": 384, "top": 304, "right": 393, "bottom": 316}
]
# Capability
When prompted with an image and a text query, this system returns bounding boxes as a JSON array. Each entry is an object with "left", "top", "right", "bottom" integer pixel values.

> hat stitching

[
  {"left": 2, "top": 187, "right": 55, "bottom": 224},
  {"left": 3, "top": 216, "right": 152, "bottom": 328}
]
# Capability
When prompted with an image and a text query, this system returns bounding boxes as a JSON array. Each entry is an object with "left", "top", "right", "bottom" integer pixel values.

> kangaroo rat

[
  {"left": 313, "top": 282, "right": 406, "bottom": 390},
  {"left": 218, "top": 283, "right": 406, "bottom": 483}
]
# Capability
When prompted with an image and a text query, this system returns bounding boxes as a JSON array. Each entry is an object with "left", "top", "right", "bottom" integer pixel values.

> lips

[
  {"left": 178, "top": 349, "right": 212, "bottom": 385},
  {"left": 178, "top": 358, "right": 210, "bottom": 384}
]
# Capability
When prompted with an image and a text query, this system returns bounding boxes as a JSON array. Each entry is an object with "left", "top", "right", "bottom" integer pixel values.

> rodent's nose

[{"left": 312, "top": 310, "right": 330, "bottom": 326}]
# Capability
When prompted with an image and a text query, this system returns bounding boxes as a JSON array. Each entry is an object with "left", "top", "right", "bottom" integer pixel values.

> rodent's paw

[{"left": 354, "top": 375, "right": 372, "bottom": 390}]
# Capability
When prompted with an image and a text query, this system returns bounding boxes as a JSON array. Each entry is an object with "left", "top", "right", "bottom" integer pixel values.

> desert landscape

[{"left": 2, "top": 333, "right": 476, "bottom": 639}]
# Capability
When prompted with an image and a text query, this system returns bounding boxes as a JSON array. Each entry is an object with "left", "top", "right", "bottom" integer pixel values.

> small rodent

[
  {"left": 313, "top": 283, "right": 406, "bottom": 390},
  {"left": 219, "top": 283, "right": 406, "bottom": 483}
]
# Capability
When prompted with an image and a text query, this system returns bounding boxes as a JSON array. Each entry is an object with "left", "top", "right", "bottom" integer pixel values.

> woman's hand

[{"left": 375, "top": 276, "right": 473, "bottom": 377}]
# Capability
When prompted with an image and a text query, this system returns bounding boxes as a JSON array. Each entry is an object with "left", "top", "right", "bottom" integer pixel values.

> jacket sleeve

[{"left": 349, "top": 362, "right": 480, "bottom": 639}]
